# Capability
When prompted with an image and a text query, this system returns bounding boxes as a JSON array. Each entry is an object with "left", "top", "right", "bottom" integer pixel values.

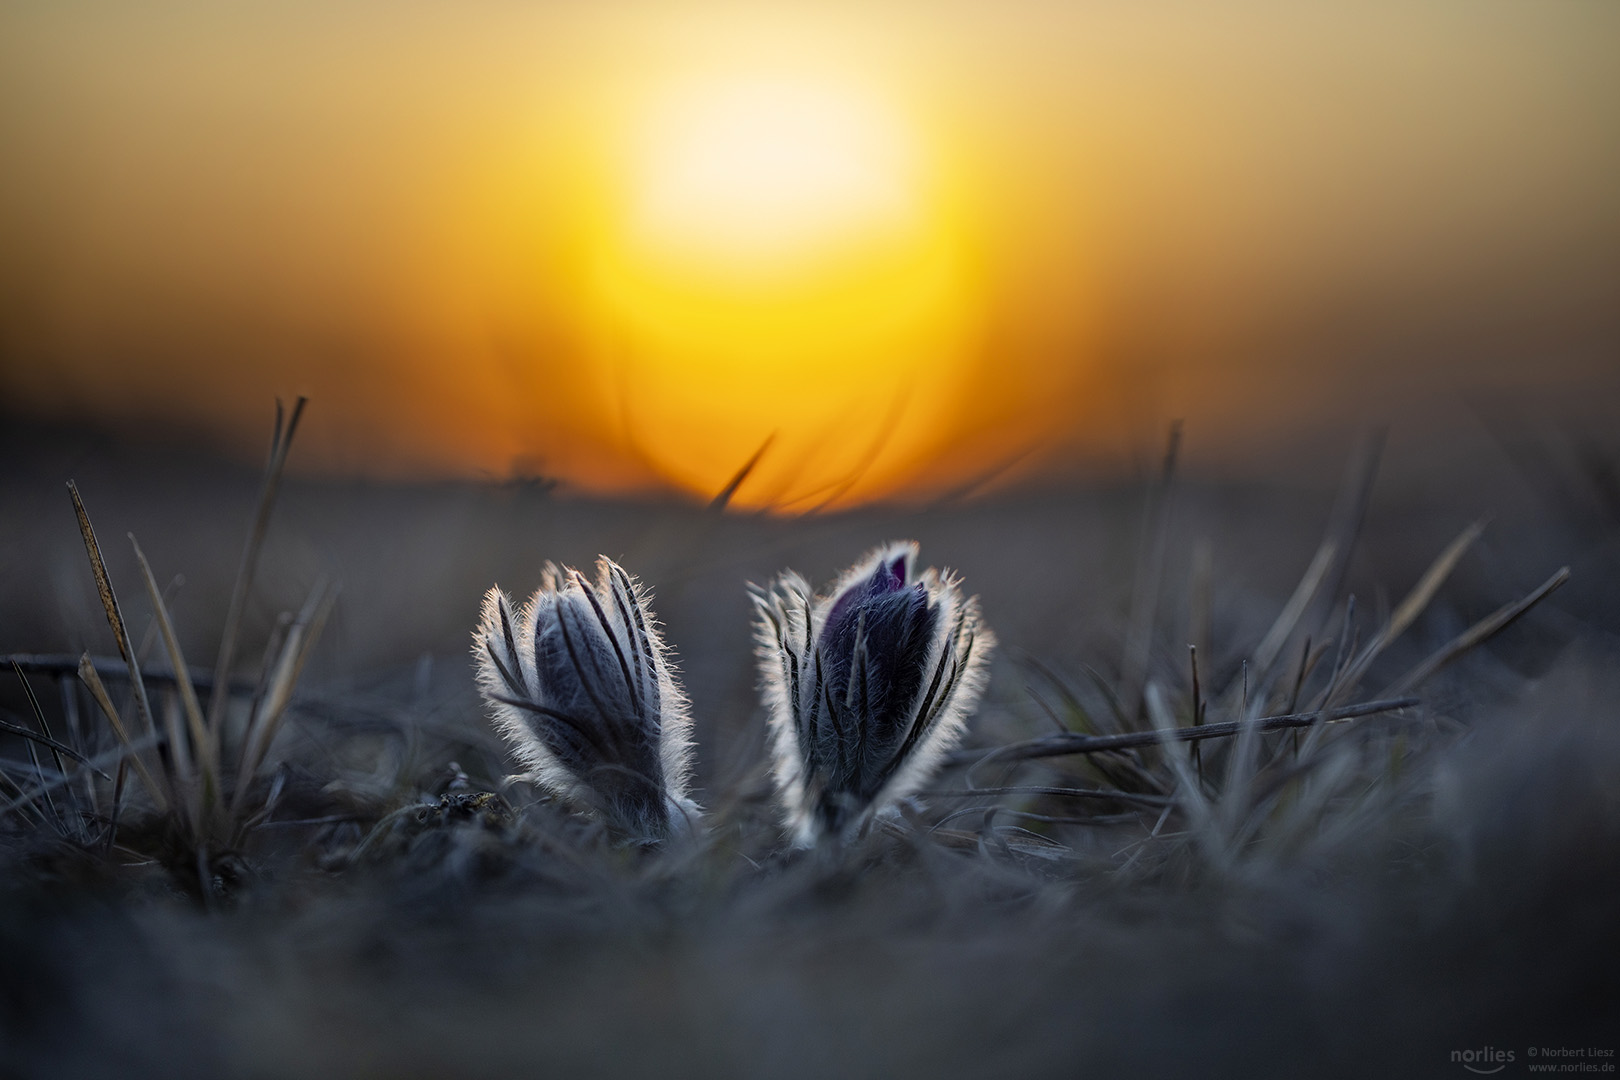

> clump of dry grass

[
  {"left": 2, "top": 399, "right": 336, "bottom": 900},
  {"left": 783, "top": 428, "right": 1566, "bottom": 892}
]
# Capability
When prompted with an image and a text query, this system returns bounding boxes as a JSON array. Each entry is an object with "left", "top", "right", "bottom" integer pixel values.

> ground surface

[{"left": 1, "top": 417, "right": 1617, "bottom": 1079}]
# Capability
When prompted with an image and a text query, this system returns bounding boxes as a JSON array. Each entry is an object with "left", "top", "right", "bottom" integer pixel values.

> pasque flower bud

[
  {"left": 474, "top": 557, "right": 697, "bottom": 841},
  {"left": 752, "top": 542, "right": 994, "bottom": 845}
]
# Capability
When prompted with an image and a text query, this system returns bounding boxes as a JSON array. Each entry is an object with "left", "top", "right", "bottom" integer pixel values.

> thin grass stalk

[
  {"left": 132, "top": 535, "right": 221, "bottom": 835},
  {"left": 20, "top": 736, "right": 65, "bottom": 834},
  {"left": 0, "top": 767, "right": 48, "bottom": 827},
  {"left": 1122, "top": 422, "right": 1182, "bottom": 719},
  {"left": 229, "top": 580, "right": 334, "bottom": 822},
  {"left": 1218, "top": 662, "right": 1268, "bottom": 840},
  {"left": 0, "top": 730, "right": 162, "bottom": 820},
  {"left": 68, "top": 484, "right": 182, "bottom": 808},
  {"left": 1243, "top": 433, "right": 1383, "bottom": 700},
  {"left": 1382, "top": 567, "right": 1571, "bottom": 696},
  {"left": 10, "top": 662, "right": 69, "bottom": 788},
  {"left": 68, "top": 482, "right": 176, "bottom": 810},
  {"left": 244, "top": 612, "right": 293, "bottom": 740},
  {"left": 1145, "top": 680, "right": 1222, "bottom": 867},
  {"left": 0, "top": 714, "right": 104, "bottom": 775},
  {"left": 708, "top": 432, "right": 775, "bottom": 512},
  {"left": 205, "top": 396, "right": 306, "bottom": 749},
  {"left": 799, "top": 393, "right": 911, "bottom": 515},
  {"left": 159, "top": 693, "right": 197, "bottom": 835},
  {"left": 1189, "top": 645, "right": 1205, "bottom": 781},
  {"left": 77, "top": 654, "right": 168, "bottom": 812},
  {"left": 1330, "top": 520, "right": 1486, "bottom": 700},
  {"left": 1301, "top": 428, "right": 1385, "bottom": 640},
  {"left": 58, "top": 675, "right": 100, "bottom": 812},
  {"left": 1252, "top": 541, "right": 1338, "bottom": 679},
  {"left": 104, "top": 759, "right": 128, "bottom": 852},
  {"left": 1188, "top": 539, "right": 1213, "bottom": 666}
]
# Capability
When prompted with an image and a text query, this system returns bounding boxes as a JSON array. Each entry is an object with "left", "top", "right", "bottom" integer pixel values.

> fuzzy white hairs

[
  {"left": 752, "top": 541, "right": 995, "bottom": 845},
  {"left": 473, "top": 557, "right": 698, "bottom": 842}
]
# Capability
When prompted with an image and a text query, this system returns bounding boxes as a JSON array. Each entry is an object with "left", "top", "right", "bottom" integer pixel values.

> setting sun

[
  {"left": 582, "top": 58, "right": 980, "bottom": 508},
  {"left": 624, "top": 73, "right": 921, "bottom": 272}
]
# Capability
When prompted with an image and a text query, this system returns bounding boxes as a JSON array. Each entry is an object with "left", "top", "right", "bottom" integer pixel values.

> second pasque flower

[{"left": 752, "top": 541, "right": 994, "bottom": 845}]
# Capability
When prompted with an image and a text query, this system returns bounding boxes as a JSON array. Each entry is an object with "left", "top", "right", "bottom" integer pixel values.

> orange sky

[{"left": 2, "top": 1, "right": 1617, "bottom": 506}]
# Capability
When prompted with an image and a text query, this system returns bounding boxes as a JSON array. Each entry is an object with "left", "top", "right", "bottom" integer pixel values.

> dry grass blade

[
  {"left": 0, "top": 730, "right": 163, "bottom": 821},
  {"left": 1251, "top": 542, "right": 1337, "bottom": 677},
  {"left": 709, "top": 432, "right": 775, "bottom": 512},
  {"left": 1, "top": 685, "right": 107, "bottom": 777},
  {"left": 1146, "top": 681, "right": 1220, "bottom": 862},
  {"left": 795, "top": 392, "right": 912, "bottom": 515},
  {"left": 1188, "top": 540, "right": 1213, "bottom": 665},
  {"left": 1250, "top": 430, "right": 1384, "bottom": 680},
  {"left": 1382, "top": 567, "right": 1571, "bottom": 696},
  {"left": 10, "top": 675, "right": 67, "bottom": 834},
  {"left": 9, "top": 662, "right": 69, "bottom": 783},
  {"left": 206, "top": 396, "right": 307, "bottom": 745},
  {"left": 1334, "top": 519, "right": 1486, "bottom": 696},
  {"left": 230, "top": 580, "right": 336, "bottom": 820},
  {"left": 67, "top": 483, "right": 130, "bottom": 662},
  {"left": 132, "top": 535, "right": 221, "bottom": 832},
  {"left": 1219, "top": 674, "right": 1267, "bottom": 837},
  {"left": 0, "top": 717, "right": 106, "bottom": 778},
  {"left": 925, "top": 442, "right": 1041, "bottom": 510},
  {"left": 68, "top": 481, "right": 173, "bottom": 803},
  {"left": 1384, "top": 521, "right": 1486, "bottom": 642},
  {"left": 78, "top": 654, "right": 168, "bottom": 811},
  {"left": 1121, "top": 422, "right": 1182, "bottom": 718},
  {"left": 0, "top": 769, "right": 47, "bottom": 827}
]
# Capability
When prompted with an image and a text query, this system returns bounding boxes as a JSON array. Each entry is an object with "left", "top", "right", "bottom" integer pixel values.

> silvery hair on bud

[
  {"left": 752, "top": 541, "right": 995, "bottom": 846},
  {"left": 473, "top": 556, "right": 698, "bottom": 842}
]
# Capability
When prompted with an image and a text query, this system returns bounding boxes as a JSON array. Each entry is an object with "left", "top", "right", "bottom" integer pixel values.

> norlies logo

[{"left": 1454, "top": 1047, "right": 1517, "bottom": 1074}]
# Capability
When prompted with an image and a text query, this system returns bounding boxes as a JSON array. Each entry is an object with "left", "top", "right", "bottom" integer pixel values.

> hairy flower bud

[
  {"left": 474, "top": 557, "right": 697, "bottom": 841},
  {"left": 752, "top": 542, "right": 994, "bottom": 845}
]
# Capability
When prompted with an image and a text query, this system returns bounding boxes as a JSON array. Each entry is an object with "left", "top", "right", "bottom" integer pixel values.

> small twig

[
  {"left": 946, "top": 697, "right": 1420, "bottom": 768},
  {"left": 917, "top": 785, "right": 1172, "bottom": 808},
  {"left": 1, "top": 653, "right": 252, "bottom": 694}
]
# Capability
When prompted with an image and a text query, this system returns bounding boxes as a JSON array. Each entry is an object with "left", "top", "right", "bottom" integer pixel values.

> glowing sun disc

[{"left": 585, "top": 62, "right": 979, "bottom": 508}]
